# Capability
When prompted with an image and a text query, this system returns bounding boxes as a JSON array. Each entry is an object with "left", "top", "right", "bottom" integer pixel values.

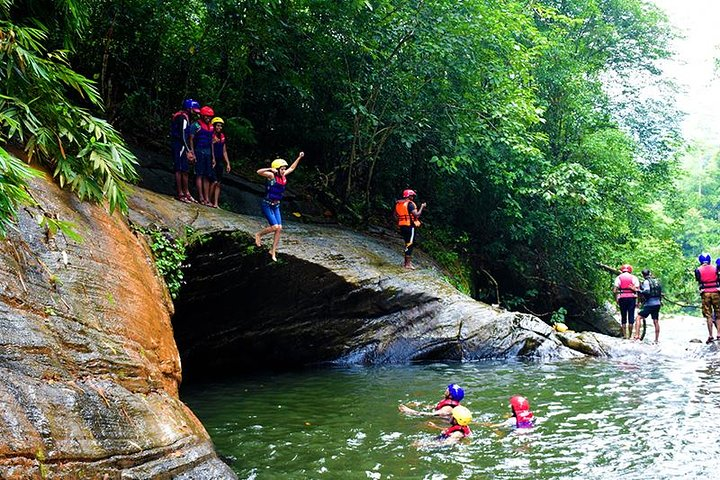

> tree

[{"left": 0, "top": 0, "right": 138, "bottom": 235}]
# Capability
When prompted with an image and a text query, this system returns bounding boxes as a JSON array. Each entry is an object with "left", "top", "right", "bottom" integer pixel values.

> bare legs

[
  {"left": 255, "top": 225, "right": 282, "bottom": 261},
  {"left": 175, "top": 172, "right": 192, "bottom": 200},
  {"left": 210, "top": 182, "right": 221, "bottom": 207}
]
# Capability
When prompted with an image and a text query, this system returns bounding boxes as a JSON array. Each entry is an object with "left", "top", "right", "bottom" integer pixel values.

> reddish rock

[{"left": 0, "top": 172, "right": 234, "bottom": 478}]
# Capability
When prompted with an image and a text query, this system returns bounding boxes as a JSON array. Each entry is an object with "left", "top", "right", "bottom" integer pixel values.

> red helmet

[
  {"left": 402, "top": 189, "right": 416, "bottom": 198},
  {"left": 199, "top": 106, "right": 215, "bottom": 117},
  {"left": 620, "top": 264, "right": 633, "bottom": 273},
  {"left": 509, "top": 395, "right": 530, "bottom": 412}
]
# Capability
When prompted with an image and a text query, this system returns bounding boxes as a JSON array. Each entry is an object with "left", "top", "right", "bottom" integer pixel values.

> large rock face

[
  {"left": 0, "top": 167, "right": 634, "bottom": 478},
  {"left": 0, "top": 173, "right": 235, "bottom": 479},
  {"left": 128, "top": 188, "right": 587, "bottom": 383}
]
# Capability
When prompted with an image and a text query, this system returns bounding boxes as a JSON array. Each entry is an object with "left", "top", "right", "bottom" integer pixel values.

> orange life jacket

[
  {"left": 395, "top": 199, "right": 421, "bottom": 227},
  {"left": 395, "top": 199, "right": 413, "bottom": 226}
]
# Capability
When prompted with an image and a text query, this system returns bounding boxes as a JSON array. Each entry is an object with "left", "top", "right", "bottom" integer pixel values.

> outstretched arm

[
  {"left": 257, "top": 167, "right": 277, "bottom": 180},
  {"left": 284, "top": 151, "right": 304, "bottom": 175}
]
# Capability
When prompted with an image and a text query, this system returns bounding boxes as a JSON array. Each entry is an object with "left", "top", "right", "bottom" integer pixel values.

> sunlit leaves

[{"left": 0, "top": 3, "right": 138, "bottom": 235}]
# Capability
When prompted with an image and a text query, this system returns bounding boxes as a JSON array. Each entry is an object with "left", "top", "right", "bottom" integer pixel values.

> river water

[{"left": 181, "top": 316, "right": 720, "bottom": 479}]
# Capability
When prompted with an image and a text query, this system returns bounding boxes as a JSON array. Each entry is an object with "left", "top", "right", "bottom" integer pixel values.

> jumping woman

[{"left": 254, "top": 151, "right": 304, "bottom": 261}]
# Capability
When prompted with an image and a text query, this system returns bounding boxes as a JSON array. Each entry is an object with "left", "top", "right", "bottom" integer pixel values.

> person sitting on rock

[
  {"left": 398, "top": 383, "right": 464, "bottom": 417},
  {"left": 424, "top": 406, "right": 473, "bottom": 446}
]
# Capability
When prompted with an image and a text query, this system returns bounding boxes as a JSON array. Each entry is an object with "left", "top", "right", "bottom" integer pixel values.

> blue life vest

[
  {"left": 265, "top": 174, "right": 287, "bottom": 201},
  {"left": 170, "top": 111, "right": 189, "bottom": 141},
  {"left": 190, "top": 120, "right": 214, "bottom": 150},
  {"left": 212, "top": 132, "right": 225, "bottom": 161}
]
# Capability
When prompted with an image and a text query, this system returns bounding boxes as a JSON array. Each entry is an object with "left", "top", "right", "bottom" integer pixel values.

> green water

[{"left": 181, "top": 321, "right": 720, "bottom": 479}]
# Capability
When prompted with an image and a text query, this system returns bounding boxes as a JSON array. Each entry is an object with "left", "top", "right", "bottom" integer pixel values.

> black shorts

[{"left": 638, "top": 304, "right": 660, "bottom": 320}]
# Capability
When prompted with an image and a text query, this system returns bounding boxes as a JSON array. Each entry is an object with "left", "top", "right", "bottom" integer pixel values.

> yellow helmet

[
  {"left": 211, "top": 117, "right": 224, "bottom": 125},
  {"left": 271, "top": 159, "right": 288, "bottom": 169},
  {"left": 451, "top": 405, "right": 472, "bottom": 426}
]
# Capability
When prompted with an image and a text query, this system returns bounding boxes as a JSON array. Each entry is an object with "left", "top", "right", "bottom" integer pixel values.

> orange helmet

[{"left": 620, "top": 264, "right": 633, "bottom": 273}]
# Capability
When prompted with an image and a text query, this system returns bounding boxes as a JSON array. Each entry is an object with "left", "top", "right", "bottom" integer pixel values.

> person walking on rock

[
  {"left": 636, "top": 269, "right": 662, "bottom": 343},
  {"left": 254, "top": 152, "right": 304, "bottom": 261},
  {"left": 613, "top": 264, "right": 639, "bottom": 339},
  {"left": 695, "top": 253, "right": 720, "bottom": 344},
  {"left": 394, "top": 189, "right": 425, "bottom": 270}
]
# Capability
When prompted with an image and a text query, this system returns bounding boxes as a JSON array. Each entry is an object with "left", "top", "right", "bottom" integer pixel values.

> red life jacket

[
  {"left": 515, "top": 409, "right": 534, "bottom": 429},
  {"left": 435, "top": 398, "right": 460, "bottom": 411},
  {"left": 440, "top": 424, "right": 471, "bottom": 438},
  {"left": 616, "top": 272, "right": 637, "bottom": 299},
  {"left": 697, "top": 264, "right": 720, "bottom": 293}
]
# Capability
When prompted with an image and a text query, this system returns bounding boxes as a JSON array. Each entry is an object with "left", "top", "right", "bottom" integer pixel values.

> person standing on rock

[
  {"left": 394, "top": 189, "right": 426, "bottom": 270},
  {"left": 612, "top": 264, "right": 639, "bottom": 339},
  {"left": 695, "top": 253, "right": 720, "bottom": 344},
  {"left": 254, "top": 152, "right": 304, "bottom": 261},
  {"left": 170, "top": 98, "right": 200, "bottom": 203},
  {"left": 187, "top": 105, "right": 215, "bottom": 206},
  {"left": 209, "top": 117, "right": 231, "bottom": 208},
  {"left": 636, "top": 269, "right": 662, "bottom": 343}
]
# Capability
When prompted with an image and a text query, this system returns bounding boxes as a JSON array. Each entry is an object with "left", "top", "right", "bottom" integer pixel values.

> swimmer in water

[{"left": 398, "top": 383, "right": 465, "bottom": 418}]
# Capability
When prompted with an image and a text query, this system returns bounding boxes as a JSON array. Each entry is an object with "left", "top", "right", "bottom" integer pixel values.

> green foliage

[
  {"left": 136, "top": 225, "right": 188, "bottom": 299},
  {"left": 421, "top": 227, "right": 472, "bottom": 295},
  {"left": 551, "top": 307, "right": 567, "bottom": 325},
  {"left": 0, "top": 0, "right": 138, "bottom": 236},
  {"left": 69, "top": 0, "right": 684, "bottom": 318},
  {"left": 36, "top": 213, "right": 83, "bottom": 243}
]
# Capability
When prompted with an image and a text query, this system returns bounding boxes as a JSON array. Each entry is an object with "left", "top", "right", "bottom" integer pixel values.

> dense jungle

[{"left": 2, "top": 0, "right": 718, "bottom": 325}]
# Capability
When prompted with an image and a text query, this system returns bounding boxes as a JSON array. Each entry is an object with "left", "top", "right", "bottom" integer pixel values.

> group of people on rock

[
  {"left": 170, "top": 98, "right": 231, "bottom": 208},
  {"left": 171, "top": 98, "right": 307, "bottom": 262},
  {"left": 398, "top": 383, "right": 535, "bottom": 446},
  {"left": 172, "top": 97, "right": 422, "bottom": 266}
]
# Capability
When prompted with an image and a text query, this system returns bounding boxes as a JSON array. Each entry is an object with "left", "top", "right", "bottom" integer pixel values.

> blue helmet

[
  {"left": 716, "top": 258, "right": 720, "bottom": 267},
  {"left": 182, "top": 98, "right": 195, "bottom": 109},
  {"left": 699, "top": 253, "right": 711, "bottom": 264},
  {"left": 447, "top": 383, "right": 464, "bottom": 402}
]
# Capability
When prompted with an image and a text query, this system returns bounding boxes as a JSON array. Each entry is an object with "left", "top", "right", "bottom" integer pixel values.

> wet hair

[{"left": 642, "top": 269, "right": 651, "bottom": 278}]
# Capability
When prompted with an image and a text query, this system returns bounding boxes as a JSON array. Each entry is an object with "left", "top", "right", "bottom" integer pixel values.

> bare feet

[
  {"left": 271, "top": 253, "right": 277, "bottom": 262},
  {"left": 254, "top": 233, "right": 262, "bottom": 247}
]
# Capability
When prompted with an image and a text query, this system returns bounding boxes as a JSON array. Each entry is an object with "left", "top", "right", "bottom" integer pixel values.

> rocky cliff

[
  {"left": 127, "top": 187, "right": 588, "bottom": 384},
  {"left": 0, "top": 173, "right": 235, "bottom": 479},
  {"left": 0, "top": 166, "right": 638, "bottom": 478}
]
